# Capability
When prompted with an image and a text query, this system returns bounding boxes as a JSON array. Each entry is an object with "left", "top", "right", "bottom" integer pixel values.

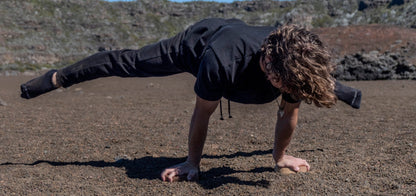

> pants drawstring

[{"left": 219, "top": 99, "right": 232, "bottom": 120}]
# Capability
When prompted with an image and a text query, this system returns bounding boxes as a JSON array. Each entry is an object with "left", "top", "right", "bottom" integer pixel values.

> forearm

[
  {"left": 273, "top": 117, "right": 297, "bottom": 162},
  {"left": 186, "top": 96, "right": 219, "bottom": 167},
  {"left": 186, "top": 112, "right": 210, "bottom": 166},
  {"left": 273, "top": 101, "right": 300, "bottom": 163}
]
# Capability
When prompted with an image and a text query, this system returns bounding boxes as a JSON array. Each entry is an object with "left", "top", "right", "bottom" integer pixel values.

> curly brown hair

[{"left": 261, "top": 25, "right": 337, "bottom": 107}]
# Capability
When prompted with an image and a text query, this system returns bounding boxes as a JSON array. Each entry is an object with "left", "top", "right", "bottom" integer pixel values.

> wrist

[
  {"left": 273, "top": 148, "right": 285, "bottom": 163},
  {"left": 186, "top": 157, "right": 201, "bottom": 167}
]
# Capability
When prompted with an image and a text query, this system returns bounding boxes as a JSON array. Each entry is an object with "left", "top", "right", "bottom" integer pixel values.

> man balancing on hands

[{"left": 20, "top": 18, "right": 361, "bottom": 182}]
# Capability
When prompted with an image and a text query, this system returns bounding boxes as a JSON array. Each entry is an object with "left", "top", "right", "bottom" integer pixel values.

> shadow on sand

[{"left": 1, "top": 149, "right": 274, "bottom": 189}]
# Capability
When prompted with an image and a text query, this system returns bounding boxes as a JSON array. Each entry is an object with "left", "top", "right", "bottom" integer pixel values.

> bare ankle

[{"left": 52, "top": 72, "right": 61, "bottom": 88}]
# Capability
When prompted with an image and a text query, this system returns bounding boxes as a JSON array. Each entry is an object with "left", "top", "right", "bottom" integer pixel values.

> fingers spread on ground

[
  {"left": 161, "top": 169, "right": 176, "bottom": 182},
  {"left": 305, "top": 162, "right": 311, "bottom": 171},
  {"left": 167, "top": 170, "right": 178, "bottom": 182},
  {"left": 160, "top": 170, "right": 169, "bottom": 181}
]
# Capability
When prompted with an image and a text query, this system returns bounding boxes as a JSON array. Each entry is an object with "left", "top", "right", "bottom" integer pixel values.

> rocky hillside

[{"left": 0, "top": 0, "right": 415, "bottom": 79}]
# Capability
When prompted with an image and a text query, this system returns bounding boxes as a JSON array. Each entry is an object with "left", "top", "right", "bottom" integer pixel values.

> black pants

[{"left": 56, "top": 32, "right": 187, "bottom": 88}]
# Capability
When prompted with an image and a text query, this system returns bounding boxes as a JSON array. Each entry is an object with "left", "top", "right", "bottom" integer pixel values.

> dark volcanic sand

[{"left": 0, "top": 74, "right": 415, "bottom": 195}]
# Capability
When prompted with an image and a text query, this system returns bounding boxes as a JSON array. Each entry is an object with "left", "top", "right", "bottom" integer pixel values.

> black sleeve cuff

[{"left": 282, "top": 93, "right": 301, "bottom": 103}]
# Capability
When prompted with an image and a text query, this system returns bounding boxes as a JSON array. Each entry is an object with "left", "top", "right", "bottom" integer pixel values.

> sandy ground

[{"left": 0, "top": 73, "right": 415, "bottom": 195}]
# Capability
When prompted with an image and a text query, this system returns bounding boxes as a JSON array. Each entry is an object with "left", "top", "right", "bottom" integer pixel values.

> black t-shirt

[{"left": 180, "top": 18, "right": 298, "bottom": 104}]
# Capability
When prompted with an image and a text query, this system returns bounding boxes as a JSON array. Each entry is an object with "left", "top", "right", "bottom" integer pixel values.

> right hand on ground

[
  {"left": 161, "top": 161, "right": 199, "bottom": 182},
  {"left": 276, "top": 154, "right": 310, "bottom": 172}
]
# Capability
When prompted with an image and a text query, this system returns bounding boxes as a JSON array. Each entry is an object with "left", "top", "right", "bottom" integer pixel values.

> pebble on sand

[{"left": 0, "top": 98, "right": 7, "bottom": 106}]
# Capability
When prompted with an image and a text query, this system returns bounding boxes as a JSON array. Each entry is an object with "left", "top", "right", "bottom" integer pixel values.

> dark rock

[
  {"left": 389, "top": 0, "right": 406, "bottom": 8},
  {"left": 274, "top": 21, "right": 283, "bottom": 28},
  {"left": 335, "top": 51, "right": 416, "bottom": 80},
  {"left": 358, "top": 1, "right": 369, "bottom": 11},
  {"left": 358, "top": 0, "right": 392, "bottom": 11}
]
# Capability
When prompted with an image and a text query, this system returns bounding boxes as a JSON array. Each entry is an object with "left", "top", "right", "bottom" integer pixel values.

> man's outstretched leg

[
  {"left": 20, "top": 50, "right": 145, "bottom": 99},
  {"left": 20, "top": 30, "right": 186, "bottom": 99}
]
